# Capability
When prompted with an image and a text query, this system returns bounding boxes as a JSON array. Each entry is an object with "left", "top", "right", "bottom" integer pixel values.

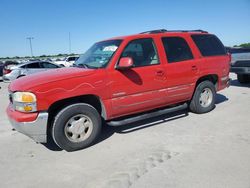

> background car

[
  {"left": 0, "top": 61, "right": 4, "bottom": 77},
  {"left": 53, "top": 55, "right": 79, "bottom": 67},
  {"left": 3, "top": 61, "right": 62, "bottom": 82},
  {"left": 2, "top": 61, "right": 19, "bottom": 77},
  {"left": 228, "top": 47, "right": 250, "bottom": 83}
]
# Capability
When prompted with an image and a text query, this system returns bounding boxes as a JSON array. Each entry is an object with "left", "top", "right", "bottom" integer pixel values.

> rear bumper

[
  {"left": 230, "top": 67, "right": 250, "bottom": 75},
  {"left": 218, "top": 75, "right": 230, "bottom": 91},
  {"left": 7, "top": 106, "right": 48, "bottom": 143}
]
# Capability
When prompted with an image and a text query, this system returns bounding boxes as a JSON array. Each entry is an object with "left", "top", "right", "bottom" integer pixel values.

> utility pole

[
  {"left": 69, "top": 32, "right": 71, "bottom": 54},
  {"left": 26, "top": 37, "right": 34, "bottom": 57}
]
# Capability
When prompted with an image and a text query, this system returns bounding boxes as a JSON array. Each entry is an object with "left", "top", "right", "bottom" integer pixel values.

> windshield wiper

[{"left": 76, "top": 63, "right": 96, "bottom": 69}]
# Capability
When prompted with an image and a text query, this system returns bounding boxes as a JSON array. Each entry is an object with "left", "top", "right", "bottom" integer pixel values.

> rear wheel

[
  {"left": 52, "top": 103, "right": 102, "bottom": 151},
  {"left": 237, "top": 74, "right": 250, "bottom": 84},
  {"left": 189, "top": 81, "right": 216, "bottom": 114}
]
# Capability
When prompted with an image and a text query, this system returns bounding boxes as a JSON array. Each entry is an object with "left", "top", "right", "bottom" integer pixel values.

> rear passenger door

[{"left": 161, "top": 36, "right": 199, "bottom": 103}]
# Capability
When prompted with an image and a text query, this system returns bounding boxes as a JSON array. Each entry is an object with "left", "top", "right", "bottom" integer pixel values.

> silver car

[{"left": 3, "top": 61, "right": 62, "bottom": 82}]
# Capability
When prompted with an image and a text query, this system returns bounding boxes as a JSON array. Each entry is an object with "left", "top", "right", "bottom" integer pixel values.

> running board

[{"left": 107, "top": 103, "right": 188, "bottom": 127}]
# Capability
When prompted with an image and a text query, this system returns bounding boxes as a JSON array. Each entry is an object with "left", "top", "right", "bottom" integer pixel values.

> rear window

[{"left": 191, "top": 34, "right": 226, "bottom": 56}]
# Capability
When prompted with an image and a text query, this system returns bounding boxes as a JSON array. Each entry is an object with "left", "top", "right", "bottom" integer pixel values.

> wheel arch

[
  {"left": 195, "top": 74, "right": 218, "bottom": 90},
  {"left": 47, "top": 94, "right": 107, "bottom": 126},
  {"left": 17, "top": 75, "right": 26, "bottom": 79}
]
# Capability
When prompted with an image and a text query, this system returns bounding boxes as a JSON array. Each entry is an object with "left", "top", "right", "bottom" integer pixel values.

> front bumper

[
  {"left": 2, "top": 75, "right": 11, "bottom": 82},
  {"left": 7, "top": 106, "right": 48, "bottom": 143}
]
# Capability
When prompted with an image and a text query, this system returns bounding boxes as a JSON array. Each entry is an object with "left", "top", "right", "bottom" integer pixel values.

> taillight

[{"left": 3, "top": 69, "right": 12, "bottom": 75}]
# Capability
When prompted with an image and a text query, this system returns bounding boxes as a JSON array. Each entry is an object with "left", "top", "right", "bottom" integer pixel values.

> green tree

[{"left": 239, "top": 43, "right": 250, "bottom": 48}]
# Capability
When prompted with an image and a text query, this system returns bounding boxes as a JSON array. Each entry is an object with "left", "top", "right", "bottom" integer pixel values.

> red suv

[{"left": 7, "top": 29, "right": 230, "bottom": 151}]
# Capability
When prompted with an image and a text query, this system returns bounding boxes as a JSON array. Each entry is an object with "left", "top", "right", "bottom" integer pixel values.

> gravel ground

[{"left": 0, "top": 73, "right": 249, "bottom": 188}]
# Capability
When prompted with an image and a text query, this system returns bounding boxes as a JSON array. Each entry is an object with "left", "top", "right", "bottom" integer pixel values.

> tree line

[{"left": 233, "top": 43, "right": 250, "bottom": 48}]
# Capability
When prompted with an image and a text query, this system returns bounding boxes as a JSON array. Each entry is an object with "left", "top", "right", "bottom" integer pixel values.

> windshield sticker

[{"left": 103, "top": 46, "right": 118, "bottom": 52}]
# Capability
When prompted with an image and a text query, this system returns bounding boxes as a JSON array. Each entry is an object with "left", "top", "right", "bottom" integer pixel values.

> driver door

[{"left": 109, "top": 38, "right": 167, "bottom": 118}]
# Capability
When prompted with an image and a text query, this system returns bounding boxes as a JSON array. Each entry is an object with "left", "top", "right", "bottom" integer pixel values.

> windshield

[{"left": 74, "top": 40, "right": 122, "bottom": 69}]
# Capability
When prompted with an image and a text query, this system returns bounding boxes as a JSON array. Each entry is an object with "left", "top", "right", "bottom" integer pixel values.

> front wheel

[
  {"left": 189, "top": 81, "right": 216, "bottom": 114},
  {"left": 52, "top": 103, "right": 102, "bottom": 151}
]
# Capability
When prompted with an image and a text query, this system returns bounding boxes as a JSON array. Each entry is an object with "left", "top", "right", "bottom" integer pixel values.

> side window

[
  {"left": 162, "top": 37, "right": 193, "bottom": 63},
  {"left": 191, "top": 34, "right": 226, "bottom": 56},
  {"left": 68, "top": 57, "right": 78, "bottom": 61},
  {"left": 40, "top": 62, "right": 59, "bottom": 68},
  {"left": 26, "top": 62, "right": 41, "bottom": 68},
  {"left": 121, "top": 38, "right": 159, "bottom": 67}
]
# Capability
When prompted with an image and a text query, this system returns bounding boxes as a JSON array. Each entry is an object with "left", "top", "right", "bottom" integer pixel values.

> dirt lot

[{"left": 0, "top": 73, "right": 250, "bottom": 188}]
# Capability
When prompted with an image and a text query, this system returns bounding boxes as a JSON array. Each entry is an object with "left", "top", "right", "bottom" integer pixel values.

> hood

[{"left": 9, "top": 67, "right": 96, "bottom": 91}]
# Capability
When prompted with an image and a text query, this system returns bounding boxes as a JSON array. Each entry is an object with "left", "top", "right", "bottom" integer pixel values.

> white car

[
  {"left": 3, "top": 61, "right": 62, "bottom": 82},
  {"left": 54, "top": 56, "right": 79, "bottom": 67}
]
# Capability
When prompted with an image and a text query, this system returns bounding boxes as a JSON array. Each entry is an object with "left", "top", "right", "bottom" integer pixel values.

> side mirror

[{"left": 117, "top": 57, "right": 134, "bottom": 70}]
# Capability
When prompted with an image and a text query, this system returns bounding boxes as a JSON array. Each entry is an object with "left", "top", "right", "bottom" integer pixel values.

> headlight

[{"left": 12, "top": 92, "right": 37, "bottom": 112}]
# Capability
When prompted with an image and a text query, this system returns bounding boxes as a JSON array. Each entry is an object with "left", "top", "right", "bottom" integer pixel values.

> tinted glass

[
  {"left": 162, "top": 37, "right": 193, "bottom": 63},
  {"left": 40, "top": 62, "right": 59, "bottom": 68},
  {"left": 75, "top": 40, "right": 122, "bottom": 69},
  {"left": 26, "top": 63, "right": 41, "bottom": 68},
  {"left": 191, "top": 34, "right": 226, "bottom": 56},
  {"left": 121, "top": 38, "right": 159, "bottom": 67},
  {"left": 68, "top": 57, "right": 78, "bottom": 61}
]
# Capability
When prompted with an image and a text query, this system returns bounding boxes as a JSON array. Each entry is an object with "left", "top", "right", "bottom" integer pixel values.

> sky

[{"left": 0, "top": 0, "right": 250, "bottom": 57}]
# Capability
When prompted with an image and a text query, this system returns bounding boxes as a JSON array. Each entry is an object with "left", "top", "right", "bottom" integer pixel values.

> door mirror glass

[{"left": 117, "top": 57, "right": 134, "bottom": 70}]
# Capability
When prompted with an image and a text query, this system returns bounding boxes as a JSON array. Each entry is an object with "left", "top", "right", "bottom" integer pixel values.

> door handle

[
  {"left": 191, "top": 65, "right": 197, "bottom": 71},
  {"left": 156, "top": 70, "right": 164, "bottom": 76}
]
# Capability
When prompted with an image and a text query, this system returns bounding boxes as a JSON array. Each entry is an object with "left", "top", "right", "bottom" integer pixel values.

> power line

[
  {"left": 69, "top": 32, "right": 71, "bottom": 54},
  {"left": 26, "top": 37, "right": 34, "bottom": 56}
]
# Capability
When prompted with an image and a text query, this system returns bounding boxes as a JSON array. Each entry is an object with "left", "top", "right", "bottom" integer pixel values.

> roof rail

[
  {"left": 140, "top": 29, "right": 167, "bottom": 34},
  {"left": 140, "top": 29, "right": 208, "bottom": 34},
  {"left": 167, "top": 30, "right": 208, "bottom": 33}
]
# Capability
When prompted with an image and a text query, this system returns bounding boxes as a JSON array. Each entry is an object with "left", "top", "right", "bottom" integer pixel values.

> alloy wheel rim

[
  {"left": 64, "top": 114, "right": 93, "bottom": 143},
  {"left": 199, "top": 88, "right": 213, "bottom": 108}
]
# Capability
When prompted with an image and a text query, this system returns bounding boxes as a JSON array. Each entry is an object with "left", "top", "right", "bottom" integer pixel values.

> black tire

[
  {"left": 237, "top": 74, "right": 250, "bottom": 84},
  {"left": 189, "top": 81, "right": 216, "bottom": 114},
  {"left": 52, "top": 103, "right": 102, "bottom": 151}
]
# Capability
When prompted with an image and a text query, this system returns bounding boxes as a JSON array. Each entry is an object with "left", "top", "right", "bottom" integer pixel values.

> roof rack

[
  {"left": 140, "top": 29, "right": 208, "bottom": 34},
  {"left": 140, "top": 29, "right": 167, "bottom": 34}
]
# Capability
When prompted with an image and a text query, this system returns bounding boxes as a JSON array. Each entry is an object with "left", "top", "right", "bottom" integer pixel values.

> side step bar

[{"left": 107, "top": 103, "right": 188, "bottom": 127}]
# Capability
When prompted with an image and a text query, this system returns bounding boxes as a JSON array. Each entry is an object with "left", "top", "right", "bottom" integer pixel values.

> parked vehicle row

[
  {"left": 53, "top": 56, "right": 79, "bottom": 67},
  {"left": 0, "top": 61, "right": 4, "bottom": 77},
  {"left": 0, "top": 55, "right": 80, "bottom": 82},
  {"left": 2, "top": 61, "right": 62, "bottom": 82},
  {"left": 6, "top": 29, "right": 230, "bottom": 151}
]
